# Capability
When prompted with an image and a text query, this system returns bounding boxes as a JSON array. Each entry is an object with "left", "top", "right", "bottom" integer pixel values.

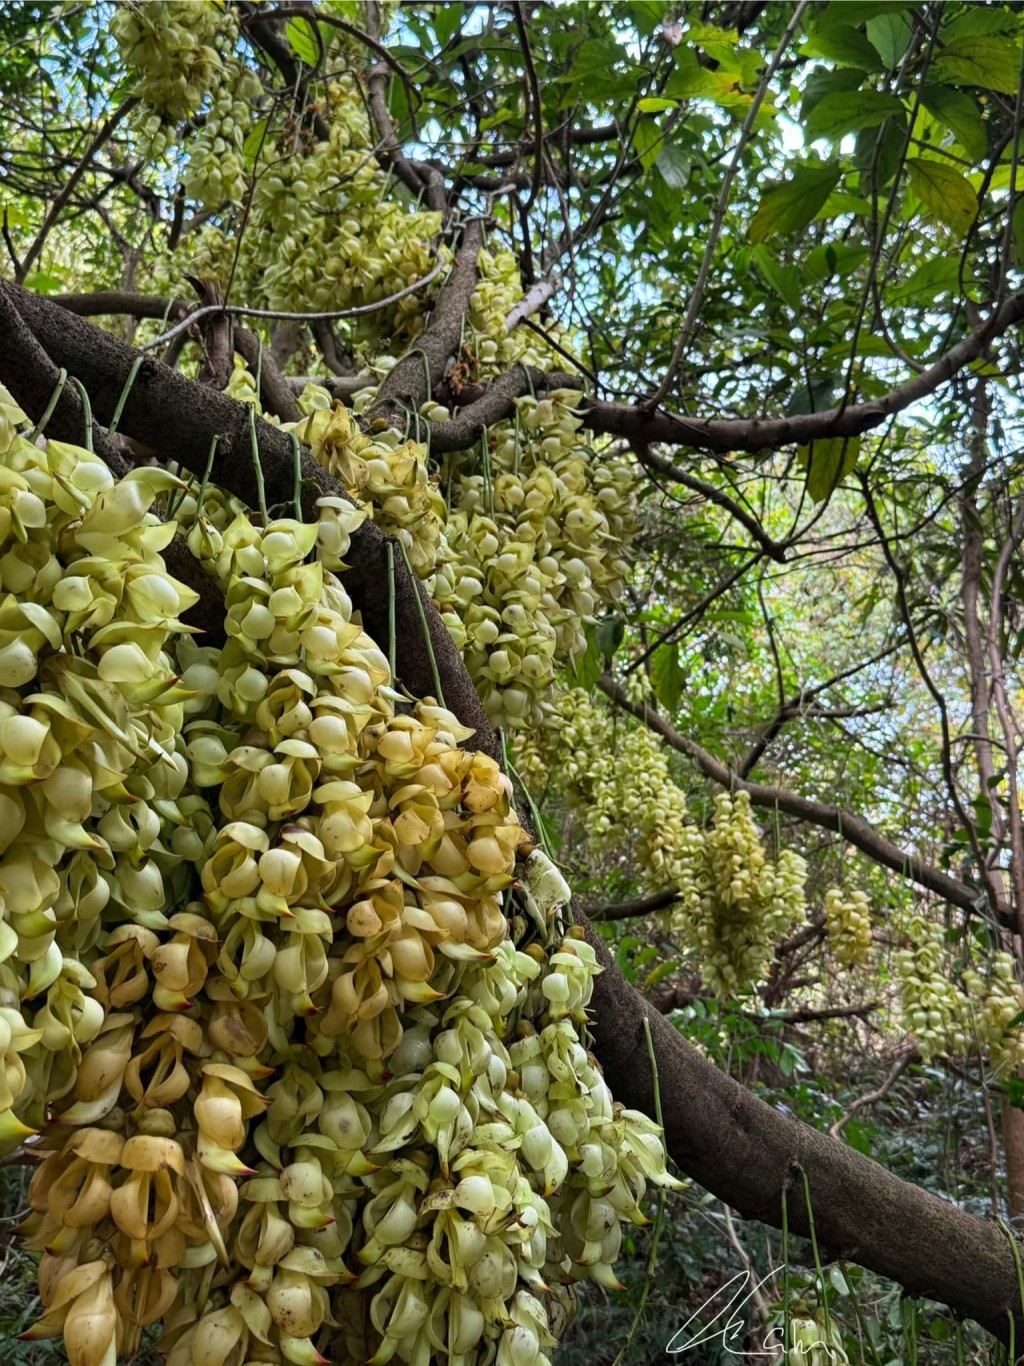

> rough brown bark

[
  {"left": 579, "top": 907, "right": 1024, "bottom": 1341},
  {"left": 0, "top": 279, "right": 497, "bottom": 758}
]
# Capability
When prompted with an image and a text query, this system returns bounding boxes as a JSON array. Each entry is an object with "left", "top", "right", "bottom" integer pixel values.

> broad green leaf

[
  {"left": 633, "top": 118, "right": 663, "bottom": 173},
  {"left": 432, "top": 5, "right": 463, "bottom": 47},
  {"left": 242, "top": 119, "right": 268, "bottom": 171},
  {"left": 866, "top": 11, "right": 912, "bottom": 67},
  {"left": 801, "top": 26, "right": 884, "bottom": 70},
  {"left": 596, "top": 616, "right": 625, "bottom": 661},
  {"left": 855, "top": 118, "right": 906, "bottom": 189},
  {"left": 637, "top": 97, "right": 678, "bottom": 113},
  {"left": 919, "top": 85, "right": 988, "bottom": 160},
  {"left": 805, "top": 90, "right": 903, "bottom": 140},
  {"left": 805, "top": 242, "right": 869, "bottom": 283},
  {"left": 801, "top": 66, "right": 863, "bottom": 122},
  {"left": 943, "top": 7, "right": 1021, "bottom": 41},
  {"left": 788, "top": 374, "right": 839, "bottom": 416},
  {"left": 798, "top": 436, "right": 861, "bottom": 503},
  {"left": 651, "top": 644, "right": 685, "bottom": 713},
  {"left": 286, "top": 15, "right": 319, "bottom": 67},
  {"left": 751, "top": 244, "right": 801, "bottom": 310},
  {"left": 686, "top": 22, "right": 741, "bottom": 66},
  {"left": 890, "top": 254, "right": 961, "bottom": 304},
  {"left": 932, "top": 36, "right": 1024, "bottom": 94},
  {"left": 655, "top": 143, "right": 690, "bottom": 190},
  {"left": 571, "top": 628, "right": 603, "bottom": 693},
  {"left": 822, "top": 333, "right": 904, "bottom": 365},
  {"left": 906, "top": 157, "right": 979, "bottom": 236},
  {"left": 749, "top": 164, "right": 841, "bottom": 243}
]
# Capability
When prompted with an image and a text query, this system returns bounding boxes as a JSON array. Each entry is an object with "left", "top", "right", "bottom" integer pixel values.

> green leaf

[
  {"left": 432, "top": 5, "right": 463, "bottom": 47},
  {"left": 888, "top": 254, "right": 961, "bottom": 302},
  {"left": 906, "top": 157, "right": 979, "bottom": 236},
  {"left": 798, "top": 435, "right": 861, "bottom": 502},
  {"left": 651, "top": 643, "right": 685, "bottom": 713},
  {"left": 242, "top": 119, "right": 268, "bottom": 171},
  {"left": 632, "top": 117, "right": 663, "bottom": 173},
  {"left": 801, "top": 66, "right": 863, "bottom": 122},
  {"left": 596, "top": 616, "right": 625, "bottom": 661},
  {"left": 855, "top": 117, "right": 906, "bottom": 189},
  {"left": 867, "top": 12, "right": 912, "bottom": 67},
  {"left": 1012, "top": 197, "right": 1024, "bottom": 264},
  {"left": 751, "top": 244, "right": 801, "bottom": 310},
  {"left": 286, "top": 15, "right": 319, "bottom": 67},
  {"left": 571, "top": 628, "right": 603, "bottom": 693},
  {"left": 933, "top": 36, "right": 1024, "bottom": 95},
  {"left": 749, "top": 164, "right": 841, "bottom": 243},
  {"left": 801, "top": 26, "right": 884, "bottom": 70},
  {"left": 805, "top": 90, "right": 903, "bottom": 140},
  {"left": 655, "top": 143, "right": 690, "bottom": 190},
  {"left": 919, "top": 85, "right": 988, "bottom": 160},
  {"left": 637, "top": 97, "right": 678, "bottom": 113},
  {"left": 829, "top": 1266, "right": 851, "bottom": 1297}
]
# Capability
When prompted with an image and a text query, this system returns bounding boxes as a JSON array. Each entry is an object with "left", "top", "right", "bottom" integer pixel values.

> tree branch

[
  {"left": 371, "top": 219, "right": 484, "bottom": 426},
  {"left": 583, "top": 888, "right": 681, "bottom": 921},
  {"left": 0, "top": 280, "right": 496, "bottom": 759},
  {"left": 578, "top": 904, "right": 1024, "bottom": 1342},
  {"left": 581, "top": 289, "right": 1024, "bottom": 453},
  {"left": 631, "top": 441, "right": 787, "bottom": 561}
]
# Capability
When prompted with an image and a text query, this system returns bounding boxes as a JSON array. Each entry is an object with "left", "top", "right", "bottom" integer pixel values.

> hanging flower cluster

[
  {"left": 823, "top": 887, "right": 873, "bottom": 968},
  {"left": 515, "top": 689, "right": 807, "bottom": 995},
  {"left": 0, "top": 384, "right": 679, "bottom": 1366},
  {"left": 896, "top": 917, "right": 1024, "bottom": 1070}
]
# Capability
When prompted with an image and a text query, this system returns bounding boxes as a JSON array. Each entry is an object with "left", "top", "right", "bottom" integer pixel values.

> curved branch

[
  {"left": 578, "top": 905, "right": 1023, "bottom": 1342},
  {"left": 631, "top": 442, "right": 787, "bottom": 561},
  {"left": 583, "top": 288, "right": 1024, "bottom": 453},
  {"left": 0, "top": 280, "right": 496, "bottom": 759},
  {"left": 597, "top": 673, "right": 1006, "bottom": 923},
  {"left": 582, "top": 888, "right": 681, "bottom": 921},
  {"left": 6, "top": 277, "right": 1024, "bottom": 1341},
  {"left": 430, "top": 366, "right": 583, "bottom": 453}
]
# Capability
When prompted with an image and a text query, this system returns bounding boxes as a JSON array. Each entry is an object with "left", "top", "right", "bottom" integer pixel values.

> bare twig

[{"left": 17, "top": 97, "right": 138, "bottom": 284}]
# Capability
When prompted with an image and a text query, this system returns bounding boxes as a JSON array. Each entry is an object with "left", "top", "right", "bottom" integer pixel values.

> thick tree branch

[
  {"left": 430, "top": 366, "right": 583, "bottom": 453},
  {"left": 578, "top": 906, "right": 1024, "bottom": 1341},
  {"left": 0, "top": 280, "right": 496, "bottom": 759},
  {"left": 6, "top": 279, "right": 1024, "bottom": 1343},
  {"left": 234, "top": 326, "right": 302, "bottom": 423},
  {"left": 582, "top": 289, "right": 1024, "bottom": 453},
  {"left": 371, "top": 219, "right": 484, "bottom": 426},
  {"left": 597, "top": 673, "right": 1006, "bottom": 923}
]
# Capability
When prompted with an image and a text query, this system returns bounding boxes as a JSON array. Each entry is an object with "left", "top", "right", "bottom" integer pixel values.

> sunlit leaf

[{"left": 906, "top": 157, "right": 979, "bottom": 236}]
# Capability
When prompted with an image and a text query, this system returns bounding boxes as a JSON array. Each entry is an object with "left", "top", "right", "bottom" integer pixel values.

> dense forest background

[{"left": 4, "top": 1, "right": 1024, "bottom": 1363}]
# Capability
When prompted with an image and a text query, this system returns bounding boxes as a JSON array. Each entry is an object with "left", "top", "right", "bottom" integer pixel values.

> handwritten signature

[{"left": 666, "top": 1269, "right": 844, "bottom": 1361}]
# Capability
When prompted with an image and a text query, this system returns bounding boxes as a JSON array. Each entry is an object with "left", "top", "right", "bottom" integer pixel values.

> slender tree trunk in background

[{"left": 1003, "top": 1099, "right": 1024, "bottom": 1218}]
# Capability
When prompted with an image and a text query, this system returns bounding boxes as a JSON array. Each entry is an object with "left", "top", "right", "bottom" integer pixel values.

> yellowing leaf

[
  {"left": 906, "top": 157, "right": 979, "bottom": 236},
  {"left": 933, "top": 35, "right": 1024, "bottom": 95},
  {"left": 797, "top": 436, "right": 861, "bottom": 504}
]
